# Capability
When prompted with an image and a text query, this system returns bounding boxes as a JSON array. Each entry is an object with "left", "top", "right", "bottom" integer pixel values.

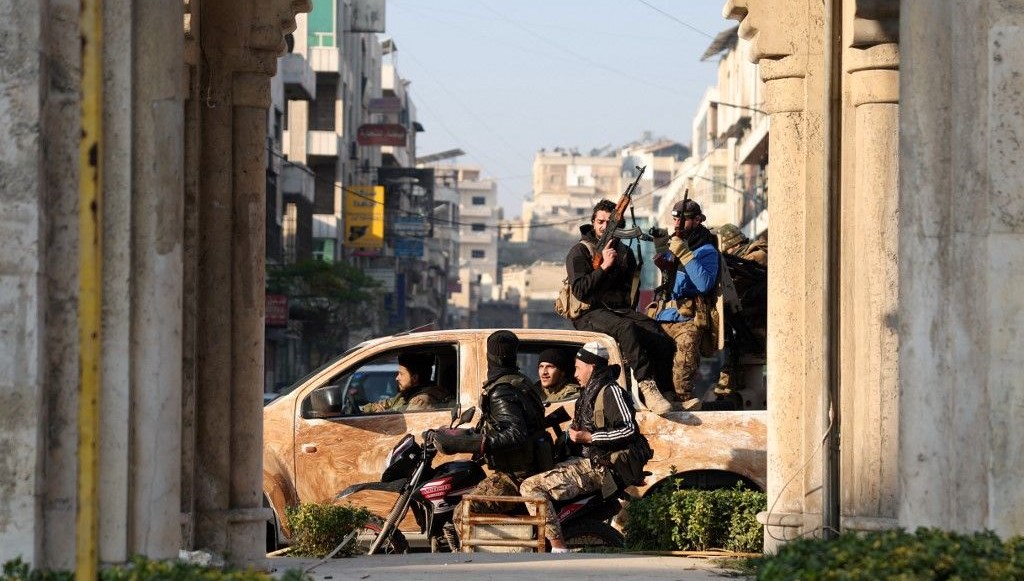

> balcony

[
  {"left": 281, "top": 163, "right": 315, "bottom": 205},
  {"left": 309, "top": 46, "right": 341, "bottom": 74},
  {"left": 279, "top": 53, "right": 315, "bottom": 101},
  {"left": 459, "top": 231, "right": 492, "bottom": 245},
  {"left": 307, "top": 131, "right": 340, "bottom": 158},
  {"left": 460, "top": 204, "right": 493, "bottom": 218}
]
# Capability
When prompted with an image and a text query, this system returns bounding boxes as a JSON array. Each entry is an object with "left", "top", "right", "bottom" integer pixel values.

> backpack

[
  {"left": 554, "top": 240, "right": 597, "bottom": 320},
  {"left": 592, "top": 383, "right": 653, "bottom": 487}
]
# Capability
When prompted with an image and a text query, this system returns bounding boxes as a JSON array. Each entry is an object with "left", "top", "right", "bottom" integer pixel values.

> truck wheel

[{"left": 562, "top": 521, "right": 625, "bottom": 551}]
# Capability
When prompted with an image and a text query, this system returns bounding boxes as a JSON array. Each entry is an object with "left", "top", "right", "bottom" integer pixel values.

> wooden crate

[{"left": 457, "top": 494, "right": 548, "bottom": 553}]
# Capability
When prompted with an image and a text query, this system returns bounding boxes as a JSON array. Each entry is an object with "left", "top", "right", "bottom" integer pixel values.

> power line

[
  {"left": 635, "top": 0, "right": 716, "bottom": 39},
  {"left": 267, "top": 147, "right": 586, "bottom": 230}
]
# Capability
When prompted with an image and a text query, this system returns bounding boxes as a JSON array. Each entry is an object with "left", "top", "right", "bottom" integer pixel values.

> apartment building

[
  {"left": 524, "top": 137, "right": 687, "bottom": 241},
  {"left": 658, "top": 26, "right": 768, "bottom": 237}
]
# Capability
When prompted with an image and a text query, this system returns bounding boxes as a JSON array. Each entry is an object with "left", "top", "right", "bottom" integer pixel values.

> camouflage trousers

[
  {"left": 452, "top": 471, "right": 522, "bottom": 536},
  {"left": 519, "top": 456, "right": 607, "bottom": 543},
  {"left": 661, "top": 320, "right": 704, "bottom": 400}
]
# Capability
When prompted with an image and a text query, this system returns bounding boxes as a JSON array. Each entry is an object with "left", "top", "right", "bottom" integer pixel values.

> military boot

[{"left": 637, "top": 379, "right": 674, "bottom": 415}]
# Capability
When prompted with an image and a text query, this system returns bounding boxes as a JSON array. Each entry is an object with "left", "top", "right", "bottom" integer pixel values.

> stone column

[
  {"left": 838, "top": 3, "right": 900, "bottom": 532},
  {"left": 898, "top": 0, "right": 1024, "bottom": 536},
  {"left": 1, "top": 0, "right": 185, "bottom": 568},
  {"left": 726, "top": 0, "right": 828, "bottom": 550},
  {"left": 124, "top": 0, "right": 186, "bottom": 560},
  {"left": 0, "top": 0, "right": 48, "bottom": 565},
  {"left": 183, "top": 0, "right": 305, "bottom": 563}
]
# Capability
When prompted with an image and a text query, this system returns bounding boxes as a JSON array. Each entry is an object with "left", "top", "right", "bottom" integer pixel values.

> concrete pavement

[{"left": 265, "top": 552, "right": 748, "bottom": 580}]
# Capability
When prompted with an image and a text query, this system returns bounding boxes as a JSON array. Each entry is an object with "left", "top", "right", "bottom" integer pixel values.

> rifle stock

[{"left": 591, "top": 165, "right": 647, "bottom": 270}]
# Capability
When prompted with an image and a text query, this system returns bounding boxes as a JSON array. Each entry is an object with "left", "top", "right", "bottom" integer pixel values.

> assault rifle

[
  {"left": 653, "top": 186, "right": 689, "bottom": 300},
  {"left": 591, "top": 165, "right": 647, "bottom": 270}
]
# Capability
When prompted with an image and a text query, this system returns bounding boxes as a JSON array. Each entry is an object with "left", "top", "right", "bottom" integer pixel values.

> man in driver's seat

[{"left": 360, "top": 353, "right": 450, "bottom": 413}]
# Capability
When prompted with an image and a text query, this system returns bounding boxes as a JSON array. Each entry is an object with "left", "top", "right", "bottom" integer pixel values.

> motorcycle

[
  {"left": 336, "top": 406, "right": 485, "bottom": 554},
  {"left": 336, "top": 406, "right": 631, "bottom": 554}
]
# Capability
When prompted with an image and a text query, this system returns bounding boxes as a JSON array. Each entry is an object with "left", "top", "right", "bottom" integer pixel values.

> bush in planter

[
  {"left": 624, "top": 481, "right": 766, "bottom": 553},
  {"left": 751, "top": 528, "right": 1024, "bottom": 580},
  {"left": 284, "top": 502, "right": 373, "bottom": 558},
  {"left": 1, "top": 556, "right": 308, "bottom": 580}
]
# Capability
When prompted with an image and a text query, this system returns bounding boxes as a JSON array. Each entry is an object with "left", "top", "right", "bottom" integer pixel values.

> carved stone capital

[
  {"left": 846, "top": 1, "right": 900, "bottom": 106},
  {"left": 185, "top": 0, "right": 309, "bottom": 102},
  {"left": 851, "top": 0, "right": 899, "bottom": 48},
  {"left": 725, "top": 0, "right": 809, "bottom": 65}
]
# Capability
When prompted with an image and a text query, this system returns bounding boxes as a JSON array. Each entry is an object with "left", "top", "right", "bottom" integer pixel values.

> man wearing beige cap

[{"left": 520, "top": 341, "right": 651, "bottom": 552}]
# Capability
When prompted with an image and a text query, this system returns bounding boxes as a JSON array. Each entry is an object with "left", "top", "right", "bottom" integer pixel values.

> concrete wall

[{"left": 898, "top": 0, "right": 1024, "bottom": 537}]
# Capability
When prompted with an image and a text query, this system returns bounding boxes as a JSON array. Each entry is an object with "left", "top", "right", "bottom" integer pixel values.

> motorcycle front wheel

[
  {"left": 351, "top": 515, "right": 410, "bottom": 555},
  {"left": 562, "top": 521, "right": 625, "bottom": 552}
]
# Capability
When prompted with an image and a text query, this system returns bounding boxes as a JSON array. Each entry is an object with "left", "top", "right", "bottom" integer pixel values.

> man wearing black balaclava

[{"left": 432, "top": 330, "right": 552, "bottom": 547}]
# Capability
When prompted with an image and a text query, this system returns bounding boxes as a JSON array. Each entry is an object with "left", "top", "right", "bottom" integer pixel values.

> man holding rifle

[
  {"left": 564, "top": 198, "right": 676, "bottom": 415},
  {"left": 651, "top": 199, "right": 720, "bottom": 411}
]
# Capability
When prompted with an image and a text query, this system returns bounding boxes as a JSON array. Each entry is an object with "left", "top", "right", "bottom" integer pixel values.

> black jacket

[
  {"left": 566, "top": 224, "right": 638, "bottom": 310},
  {"left": 479, "top": 372, "right": 548, "bottom": 475}
]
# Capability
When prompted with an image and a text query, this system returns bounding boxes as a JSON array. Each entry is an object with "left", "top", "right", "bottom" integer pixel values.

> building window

[
  {"left": 471, "top": 249, "right": 486, "bottom": 259},
  {"left": 471, "top": 223, "right": 486, "bottom": 232},
  {"left": 712, "top": 166, "right": 727, "bottom": 204},
  {"left": 471, "top": 196, "right": 486, "bottom": 205}
]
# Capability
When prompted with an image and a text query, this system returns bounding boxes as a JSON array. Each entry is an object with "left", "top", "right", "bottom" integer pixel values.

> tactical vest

[
  {"left": 592, "top": 383, "right": 654, "bottom": 487},
  {"left": 479, "top": 374, "right": 553, "bottom": 475}
]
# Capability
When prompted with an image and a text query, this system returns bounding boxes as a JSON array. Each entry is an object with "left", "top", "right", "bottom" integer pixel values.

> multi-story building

[
  {"left": 266, "top": 1, "right": 451, "bottom": 379},
  {"left": 423, "top": 164, "right": 501, "bottom": 328},
  {"left": 524, "top": 136, "right": 688, "bottom": 241},
  {"left": 659, "top": 26, "right": 768, "bottom": 237}
]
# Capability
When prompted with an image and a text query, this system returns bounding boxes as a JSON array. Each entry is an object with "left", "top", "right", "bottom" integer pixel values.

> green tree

[{"left": 267, "top": 259, "right": 381, "bottom": 365}]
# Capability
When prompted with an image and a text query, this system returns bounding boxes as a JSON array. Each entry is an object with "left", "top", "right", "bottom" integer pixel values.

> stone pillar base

[{"left": 193, "top": 508, "right": 273, "bottom": 564}]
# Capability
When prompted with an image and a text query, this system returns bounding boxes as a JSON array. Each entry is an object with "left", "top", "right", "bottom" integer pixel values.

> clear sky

[{"left": 383, "top": 1, "right": 735, "bottom": 217}]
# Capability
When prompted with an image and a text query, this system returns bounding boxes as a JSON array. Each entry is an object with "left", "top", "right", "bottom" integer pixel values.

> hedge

[
  {"left": 751, "top": 528, "right": 1024, "bottom": 580},
  {"left": 1, "top": 556, "right": 307, "bottom": 581},
  {"left": 624, "top": 481, "right": 765, "bottom": 553},
  {"left": 284, "top": 502, "right": 373, "bottom": 558}
]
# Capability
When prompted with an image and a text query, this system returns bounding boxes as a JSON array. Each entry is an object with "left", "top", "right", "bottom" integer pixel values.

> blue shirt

[{"left": 654, "top": 243, "right": 719, "bottom": 322}]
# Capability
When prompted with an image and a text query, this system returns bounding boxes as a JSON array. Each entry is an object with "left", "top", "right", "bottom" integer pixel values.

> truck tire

[{"left": 562, "top": 520, "right": 625, "bottom": 551}]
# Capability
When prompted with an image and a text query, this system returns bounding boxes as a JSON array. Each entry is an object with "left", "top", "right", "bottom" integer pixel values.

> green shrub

[
  {"left": 284, "top": 502, "right": 373, "bottom": 558},
  {"left": 751, "top": 528, "right": 1024, "bottom": 580},
  {"left": 1, "top": 556, "right": 307, "bottom": 581},
  {"left": 624, "top": 481, "right": 766, "bottom": 553}
]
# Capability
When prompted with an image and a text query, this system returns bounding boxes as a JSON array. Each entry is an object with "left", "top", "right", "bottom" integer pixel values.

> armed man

[
  {"left": 650, "top": 199, "right": 720, "bottom": 411},
  {"left": 712, "top": 224, "right": 767, "bottom": 408},
  {"left": 564, "top": 198, "right": 677, "bottom": 415}
]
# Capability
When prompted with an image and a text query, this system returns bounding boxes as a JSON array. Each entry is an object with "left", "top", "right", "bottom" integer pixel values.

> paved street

[{"left": 265, "top": 552, "right": 746, "bottom": 580}]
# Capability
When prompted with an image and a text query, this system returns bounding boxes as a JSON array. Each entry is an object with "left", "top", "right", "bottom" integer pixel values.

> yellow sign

[{"left": 343, "top": 185, "right": 384, "bottom": 249}]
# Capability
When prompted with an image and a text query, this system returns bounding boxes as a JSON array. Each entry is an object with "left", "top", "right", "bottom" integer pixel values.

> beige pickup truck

[{"left": 262, "top": 328, "right": 767, "bottom": 548}]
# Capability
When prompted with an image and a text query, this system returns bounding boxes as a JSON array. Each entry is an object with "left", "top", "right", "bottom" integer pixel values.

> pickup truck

[{"left": 263, "top": 328, "right": 767, "bottom": 548}]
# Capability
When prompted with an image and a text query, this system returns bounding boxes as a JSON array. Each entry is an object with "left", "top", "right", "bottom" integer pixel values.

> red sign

[
  {"left": 266, "top": 294, "right": 288, "bottom": 327},
  {"left": 357, "top": 124, "right": 407, "bottom": 146}
]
